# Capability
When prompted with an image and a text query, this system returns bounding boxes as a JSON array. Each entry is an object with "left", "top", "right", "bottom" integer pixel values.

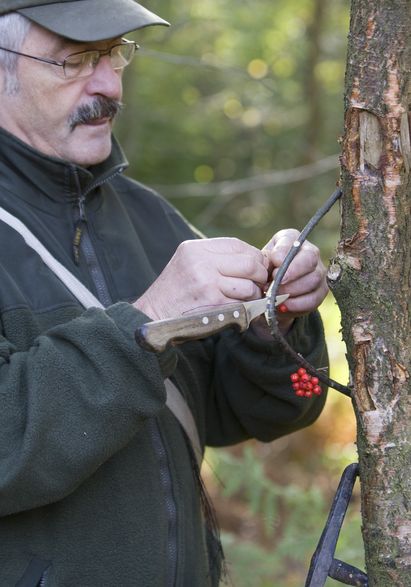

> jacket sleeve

[
  {"left": 0, "top": 302, "right": 169, "bottom": 517},
  {"left": 139, "top": 193, "right": 329, "bottom": 444},
  {"left": 204, "top": 310, "right": 329, "bottom": 446}
]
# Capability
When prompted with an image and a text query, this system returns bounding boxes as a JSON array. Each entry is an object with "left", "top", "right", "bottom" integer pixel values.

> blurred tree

[
  {"left": 287, "top": 0, "right": 327, "bottom": 222},
  {"left": 330, "top": 0, "right": 411, "bottom": 584}
]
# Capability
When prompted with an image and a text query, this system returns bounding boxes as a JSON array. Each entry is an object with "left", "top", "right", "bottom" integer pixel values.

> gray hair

[{"left": 0, "top": 13, "right": 31, "bottom": 94}]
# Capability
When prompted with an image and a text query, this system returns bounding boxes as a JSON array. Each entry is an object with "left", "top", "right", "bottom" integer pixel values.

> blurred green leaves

[
  {"left": 208, "top": 441, "right": 364, "bottom": 587},
  {"left": 115, "top": 0, "right": 349, "bottom": 256}
]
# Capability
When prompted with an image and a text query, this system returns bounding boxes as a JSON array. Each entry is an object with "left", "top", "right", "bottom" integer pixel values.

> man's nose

[{"left": 85, "top": 55, "right": 123, "bottom": 99}]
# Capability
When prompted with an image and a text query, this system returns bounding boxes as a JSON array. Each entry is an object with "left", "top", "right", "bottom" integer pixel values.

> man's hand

[
  {"left": 256, "top": 228, "right": 329, "bottom": 335},
  {"left": 134, "top": 238, "right": 269, "bottom": 321}
]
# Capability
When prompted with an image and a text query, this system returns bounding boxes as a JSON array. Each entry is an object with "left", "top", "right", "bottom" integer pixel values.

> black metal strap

[
  {"left": 329, "top": 559, "right": 368, "bottom": 586},
  {"left": 305, "top": 463, "right": 368, "bottom": 586}
]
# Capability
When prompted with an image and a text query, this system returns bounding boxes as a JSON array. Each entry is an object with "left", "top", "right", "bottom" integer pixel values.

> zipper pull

[
  {"left": 73, "top": 195, "right": 87, "bottom": 265},
  {"left": 73, "top": 221, "right": 83, "bottom": 265}
]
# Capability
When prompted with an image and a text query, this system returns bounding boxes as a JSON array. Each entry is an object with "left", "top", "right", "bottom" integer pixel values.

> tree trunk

[{"left": 328, "top": 1, "right": 411, "bottom": 585}]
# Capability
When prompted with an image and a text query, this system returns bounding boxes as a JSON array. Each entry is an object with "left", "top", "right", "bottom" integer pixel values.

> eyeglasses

[{"left": 0, "top": 39, "right": 139, "bottom": 80}]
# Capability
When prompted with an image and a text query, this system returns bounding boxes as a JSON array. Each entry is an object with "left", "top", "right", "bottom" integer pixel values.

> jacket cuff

[
  {"left": 240, "top": 312, "right": 321, "bottom": 359},
  {"left": 105, "top": 302, "right": 178, "bottom": 378}
]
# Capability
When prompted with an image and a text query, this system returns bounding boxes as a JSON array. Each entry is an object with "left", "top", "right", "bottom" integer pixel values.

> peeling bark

[{"left": 328, "top": 1, "right": 411, "bottom": 584}]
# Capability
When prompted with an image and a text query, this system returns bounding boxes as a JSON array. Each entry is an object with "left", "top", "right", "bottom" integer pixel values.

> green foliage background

[
  {"left": 117, "top": 0, "right": 348, "bottom": 255},
  {"left": 115, "top": 1, "right": 363, "bottom": 584}
]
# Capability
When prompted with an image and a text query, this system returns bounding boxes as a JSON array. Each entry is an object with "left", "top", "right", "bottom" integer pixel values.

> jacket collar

[{"left": 0, "top": 126, "right": 129, "bottom": 205}]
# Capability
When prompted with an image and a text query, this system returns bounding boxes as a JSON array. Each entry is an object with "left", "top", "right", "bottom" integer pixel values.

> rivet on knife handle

[{"left": 135, "top": 303, "right": 248, "bottom": 353}]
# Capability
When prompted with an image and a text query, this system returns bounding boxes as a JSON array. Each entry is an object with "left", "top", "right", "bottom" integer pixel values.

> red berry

[
  {"left": 290, "top": 368, "right": 322, "bottom": 399},
  {"left": 278, "top": 303, "right": 289, "bottom": 313}
]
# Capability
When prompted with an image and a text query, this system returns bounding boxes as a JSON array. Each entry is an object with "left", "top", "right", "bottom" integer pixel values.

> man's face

[{"left": 0, "top": 23, "right": 124, "bottom": 166}]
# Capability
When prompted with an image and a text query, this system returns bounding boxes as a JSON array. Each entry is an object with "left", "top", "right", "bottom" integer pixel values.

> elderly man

[{"left": 0, "top": 1, "right": 329, "bottom": 585}]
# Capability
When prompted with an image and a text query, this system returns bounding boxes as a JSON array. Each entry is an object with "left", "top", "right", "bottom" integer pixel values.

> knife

[{"left": 135, "top": 294, "right": 289, "bottom": 352}]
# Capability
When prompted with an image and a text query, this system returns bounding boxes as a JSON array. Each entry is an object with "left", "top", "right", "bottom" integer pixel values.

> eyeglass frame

[{"left": 0, "top": 38, "right": 139, "bottom": 79}]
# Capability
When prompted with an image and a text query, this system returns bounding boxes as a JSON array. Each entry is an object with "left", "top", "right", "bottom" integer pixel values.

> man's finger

[
  {"left": 271, "top": 246, "right": 320, "bottom": 283},
  {"left": 274, "top": 269, "right": 325, "bottom": 298},
  {"left": 217, "top": 254, "right": 268, "bottom": 285},
  {"left": 278, "top": 285, "right": 328, "bottom": 315},
  {"left": 219, "top": 277, "right": 263, "bottom": 301}
]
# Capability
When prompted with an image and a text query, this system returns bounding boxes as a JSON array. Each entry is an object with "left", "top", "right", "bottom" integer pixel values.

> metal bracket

[{"left": 305, "top": 463, "right": 368, "bottom": 586}]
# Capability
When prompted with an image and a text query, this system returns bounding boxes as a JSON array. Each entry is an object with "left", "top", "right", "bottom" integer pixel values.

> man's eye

[{"left": 66, "top": 53, "right": 94, "bottom": 68}]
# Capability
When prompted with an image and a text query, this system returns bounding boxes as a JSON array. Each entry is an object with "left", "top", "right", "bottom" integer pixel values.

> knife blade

[{"left": 135, "top": 294, "right": 289, "bottom": 353}]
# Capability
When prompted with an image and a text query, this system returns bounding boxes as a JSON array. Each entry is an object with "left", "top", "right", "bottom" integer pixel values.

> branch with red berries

[
  {"left": 290, "top": 368, "right": 323, "bottom": 398},
  {"left": 267, "top": 187, "right": 352, "bottom": 399}
]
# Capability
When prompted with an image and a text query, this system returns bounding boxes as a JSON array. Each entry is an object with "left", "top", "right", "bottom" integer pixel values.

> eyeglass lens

[{"left": 63, "top": 43, "right": 137, "bottom": 79}]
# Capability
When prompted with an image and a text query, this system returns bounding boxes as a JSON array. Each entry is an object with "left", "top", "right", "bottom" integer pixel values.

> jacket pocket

[{"left": 15, "top": 557, "right": 50, "bottom": 587}]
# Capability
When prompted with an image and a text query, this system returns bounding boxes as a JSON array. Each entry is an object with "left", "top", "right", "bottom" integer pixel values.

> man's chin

[{"left": 70, "top": 125, "right": 113, "bottom": 166}]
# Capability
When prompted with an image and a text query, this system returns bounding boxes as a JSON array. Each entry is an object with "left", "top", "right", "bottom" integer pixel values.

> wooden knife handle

[{"left": 135, "top": 304, "right": 248, "bottom": 352}]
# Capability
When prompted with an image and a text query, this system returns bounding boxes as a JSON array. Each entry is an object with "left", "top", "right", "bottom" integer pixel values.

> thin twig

[
  {"left": 267, "top": 187, "right": 352, "bottom": 397},
  {"left": 154, "top": 155, "right": 339, "bottom": 199},
  {"left": 139, "top": 47, "right": 279, "bottom": 94}
]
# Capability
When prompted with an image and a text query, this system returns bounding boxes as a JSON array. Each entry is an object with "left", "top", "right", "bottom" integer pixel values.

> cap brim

[{"left": 18, "top": 0, "right": 169, "bottom": 42}]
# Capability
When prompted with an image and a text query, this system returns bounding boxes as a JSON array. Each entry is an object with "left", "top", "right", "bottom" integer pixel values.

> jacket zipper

[
  {"left": 147, "top": 419, "right": 178, "bottom": 587},
  {"left": 71, "top": 168, "right": 179, "bottom": 584},
  {"left": 72, "top": 170, "right": 113, "bottom": 307}
]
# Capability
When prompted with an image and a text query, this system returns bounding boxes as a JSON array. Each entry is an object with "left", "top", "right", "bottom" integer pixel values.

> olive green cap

[{"left": 0, "top": 0, "right": 169, "bottom": 42}]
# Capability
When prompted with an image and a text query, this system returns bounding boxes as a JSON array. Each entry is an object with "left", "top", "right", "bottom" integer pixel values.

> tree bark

[{"left": 328, "top": 1, "right": 411, "bottom": 585}]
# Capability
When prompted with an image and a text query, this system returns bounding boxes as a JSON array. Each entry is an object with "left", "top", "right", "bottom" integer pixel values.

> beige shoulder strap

[
  {"left": 0, "top": 206, "right": 103, "bottom": 309},
  {"left": 0, "top": 206, "right": 202, "bottom": 466},
  {"left": 165, "top": 379, "right": 202, "bottom": 466}
]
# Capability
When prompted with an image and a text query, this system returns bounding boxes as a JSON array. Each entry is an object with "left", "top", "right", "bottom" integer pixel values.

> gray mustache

[{"left": 69, "top": 97, "right": 123, "bottom": 130}]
